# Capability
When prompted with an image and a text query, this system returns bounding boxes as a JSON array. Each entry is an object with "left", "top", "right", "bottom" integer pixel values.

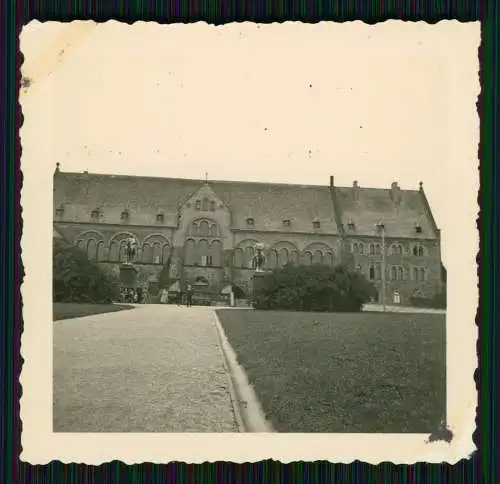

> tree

[
  {"left": 53, "top": 238, "right": 115, "bottom": 303},
  {"left": 158, "top": 254, "right": 172, "bottom": 289},
  {"left": 252, "top": 264, "right": 377, "bottom": 312}
]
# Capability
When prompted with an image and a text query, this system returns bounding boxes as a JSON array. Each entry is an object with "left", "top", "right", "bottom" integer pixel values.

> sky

[{"left": 19, "top": 21, "right": 480, "bottom": 267}]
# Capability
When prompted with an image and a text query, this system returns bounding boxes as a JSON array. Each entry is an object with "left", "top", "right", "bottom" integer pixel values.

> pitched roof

[
  {"left": 334, "top": 186, "right": 437, "bottom": 238},
  {"left": 54, "top": 171, "right": 338, "bottom": 234},
  {"left": 54, "top": 171, "right": 438, "bottom": 238}
]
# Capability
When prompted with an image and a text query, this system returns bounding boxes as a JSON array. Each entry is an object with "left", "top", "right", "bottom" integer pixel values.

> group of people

[
  {"left": 120, "top": 287, "right": 148, "bottom": 304},
  {"left": 159, "top": 283, "right": 194, "bottom": 307}
]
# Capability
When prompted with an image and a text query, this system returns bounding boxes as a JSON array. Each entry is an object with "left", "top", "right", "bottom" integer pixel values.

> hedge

[{"left": 252, "top": 264, "right": 377, "bottom": 312}]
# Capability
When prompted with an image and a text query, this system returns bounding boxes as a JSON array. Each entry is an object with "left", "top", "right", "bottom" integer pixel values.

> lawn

[
  {"left": 216, "top": 309, "right": 446, "bottom": 433},
  {"left": 53, "top": 302, "right": 133, "bottom": 321}
]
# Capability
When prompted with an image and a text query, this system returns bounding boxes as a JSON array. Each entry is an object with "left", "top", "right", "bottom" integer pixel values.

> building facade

[{"left": 53, "top": 165, "right": 443, "bottom": 306}]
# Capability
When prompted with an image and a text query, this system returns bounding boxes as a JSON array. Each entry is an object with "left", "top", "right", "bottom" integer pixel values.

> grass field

[
  {"left": 216, "top": 309, "right": 446, "bottom": 433},
  {"left": 53, "top": 302, "right": 133, "bottom": 321}
]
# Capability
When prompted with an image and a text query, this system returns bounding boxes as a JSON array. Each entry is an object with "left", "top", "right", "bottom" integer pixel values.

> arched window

[
  {"left": 278, "top": 248, "right": 288, "bottom": 267},
  {"left": 375, "top": 263, "right": 382, "bottom": 280},
  {"left": 77, "top": 240, "right": 86, "bottom": 252},
  {"left": 325, "top": 252, "right": 334, "bottom": 266},
  {"left": 397, "top": 266, "right": 404, "bottom": 280},
  {"left": 153, "top": 243, "right": 162, "bottom": 264},
  {"left": 413, "top": 245, "right": 424, "bottom": 257},
  {"left": 211, "top": 240, "right": 223, "bottom": 266},
  {"left": 185, "top": 240, "right": 196, "bottom": 266},
  {"left": 198, "top": 240, "right": 209, "bottom": 266},
  {"left": 233, "top": 248, "right": 243, "bottom": 268},
  {"left": 190, "top": 222, "right": 198, "bottom": 236},
  {"left": 358, "top": 243, "right": 364, "bottom": 255},
  {"left": 119, "top": 242, "right": 127, "bottom": 262},
  {"left": 97, "top": 241, "right": 106, "bottom": 261},
  {"left": 375, "top": 244, "right": 381, "bottom": 255},
  {"left": 390, "top": 266, "right": 397, "bottom": 281},
  {"left": 202, "top": 198, "right": 209, "bottom": 211},
  {"left": 244, "top": 246, "right": 254, "bottom": 269},
  {"left": 162, "top": 244, "right": 170, "bottom": 264},
  {"left": 370, "top": 244, "right": 376, "bottom": 255},
  {"left": 312, "top": 250, "right": 323, "bottom": 265},
  {"left": 199, "top": 220, "right": 210, "bottom": 236},
  {"left": 87, "top": 239, "right": 97, "bottom": 260},
  {"left": 109, "top": 242, "right": 118, "bottom": 261},
  {"left": 142, "top": 243, "right": 153, "bottom": 263},
  {"left": 302, "top": 251, "right": 312, "bottom": 266},
  {"left": 290, "top": 250, "right": 299, "bottom": 266},
  {"left": 268, "top": 250, "right": 278, "bottom": 269},
  {"left": 393, "top": 292, "right": 401, "bottom": 304}
]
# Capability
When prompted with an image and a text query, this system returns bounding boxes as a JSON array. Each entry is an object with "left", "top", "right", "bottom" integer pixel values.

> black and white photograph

[{"left": 20, "top": 21, "right": 478, "bottom": 463}]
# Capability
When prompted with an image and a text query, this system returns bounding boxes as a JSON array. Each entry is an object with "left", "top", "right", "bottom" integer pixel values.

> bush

[
  {"left": 410, "top": 287, "right": 447, "bottom": 310},
  {"left": 252, "top": 264, "right": 377, "bottom": 312},
  {"left": 53, "top": 239, "right": 115, "bottom": 303}
]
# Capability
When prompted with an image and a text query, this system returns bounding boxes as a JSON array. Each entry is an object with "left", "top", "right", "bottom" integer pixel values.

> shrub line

[{"left": 211, "top": 311, "right": 275, "bottom": 433}]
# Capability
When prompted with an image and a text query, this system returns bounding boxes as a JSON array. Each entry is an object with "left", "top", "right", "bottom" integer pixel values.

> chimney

[
  {"left": 419, "top": 181, "right": 424, "bottom": 191},
  {"left": 352, "top": 180, "right": 359, "bottom": 201},
  {"left": 390, "top": 181, "right": 401, "bottom": 204},
  {"left": 54, "top": 162, "right": 60, "bottom": 174},
  {"left": 329, "top": 175, "right": 334, "bottom": 188}
]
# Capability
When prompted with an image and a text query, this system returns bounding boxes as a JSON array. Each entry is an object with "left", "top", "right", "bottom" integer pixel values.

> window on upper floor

[
  {"left": 312, "top": 219, "right": 321, "bottom": 229},
  {"left": 413, "top": 267, "right": 427, "bottom": 282},
  {"left": 369, "top": 263, "right": 382, "bottom": 280},
  {"left": 210, "top": 200, "right": 216, "bottom": 211},
  {"left": 55, "top": 206, "right": 64, "bottom": 218},
  {"left": 393, "top": 291, "right": 401, "bottom": 304},
  {"left": 412, "top": 245, "right": 425, "bottom": 257},
  {"left": 156, "top": 213, "right": 164, "bottom": 223},
  {"left": 283, "top": 219, "right": 291, "bottom": 227},
  {"left": 391, "top": 244, "right": 403, "bottom": 255},
  {"left": 90, "top": 208, "right": 100, "bottom": 220},
  {"left": 390, "top": 265, "right": 404, "bottom": 281},
  {"left": 195, "top": 199, "right": 201, "bottom": 210},
  {"left": 202, "top": 198, "right": 210, "bottom": 211},
  {"left": 120, "top": 209, "right": 129, "bottom": 221},
  {"left": 347, "top": 220, "right": 355, "bottom": 231},
  {"left": 415, "top": 224, "right": 422, "bottom": 234},
  {"left": 246, "top": 217, "right": 255, "bottom": 226}
]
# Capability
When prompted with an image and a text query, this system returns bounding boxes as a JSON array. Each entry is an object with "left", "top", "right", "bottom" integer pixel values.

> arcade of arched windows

[
  {"left": 75, "top": 231, "right": 170, "bottom": 265},
  {"left": 189, "top": 218, "right": 219, "bottom": 237},
  {"left": 184, "top": 238, "right": 223, "bottom": 267},
  {"left": 232, "top": 242, "right": 335, "bottom": 269}
]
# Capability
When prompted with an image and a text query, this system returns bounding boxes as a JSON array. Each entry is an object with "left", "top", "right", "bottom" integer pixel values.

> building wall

[
  {"left": 344, "top": 236, "right": 442, "bottom": 305},
  {"left": 53, "top": 174, "right": 443, "bottom": 306}
]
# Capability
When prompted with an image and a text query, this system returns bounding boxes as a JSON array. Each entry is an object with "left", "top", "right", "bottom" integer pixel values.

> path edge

[{"left": 211, "top": 311, "right": 275, "bottom": 433}]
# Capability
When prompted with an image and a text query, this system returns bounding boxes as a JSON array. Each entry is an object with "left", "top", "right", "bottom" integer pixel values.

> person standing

[
  {"left": 186, "top": 283, "right": 193, "bottom": 307},
  {"left": 160, "top": 288, "right": 167, "bottom": 304}
]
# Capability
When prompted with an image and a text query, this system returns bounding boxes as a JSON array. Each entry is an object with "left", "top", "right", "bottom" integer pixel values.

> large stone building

[{"left": 53, "top": 164, "right": 444, "bottom": 306}]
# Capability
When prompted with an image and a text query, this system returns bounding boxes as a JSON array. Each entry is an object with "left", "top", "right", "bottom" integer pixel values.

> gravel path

[{"left": 53, "top": 305, "right": 239, "bottom": 432}]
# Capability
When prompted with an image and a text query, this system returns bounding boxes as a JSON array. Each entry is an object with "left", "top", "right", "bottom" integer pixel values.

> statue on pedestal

[
  {"left": 251, "top": 242, "right": 266, "bottom": 272},
  {"left": 124, "top": 237, "right": 138, "bottom": 265}
]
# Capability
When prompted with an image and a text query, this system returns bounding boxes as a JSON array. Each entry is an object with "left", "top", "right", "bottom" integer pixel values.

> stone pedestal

[
  {"left": 120, "top": 264, "right": 138, "bottom": 287},
  {"left": 250, "top": 271, "right": 267, "bottom": 298}
]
